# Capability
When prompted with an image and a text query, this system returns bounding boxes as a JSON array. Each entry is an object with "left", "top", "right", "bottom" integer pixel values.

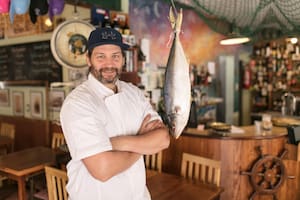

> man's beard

[{"left": 91, "top": 67, "right": 120, "bottom": 84}]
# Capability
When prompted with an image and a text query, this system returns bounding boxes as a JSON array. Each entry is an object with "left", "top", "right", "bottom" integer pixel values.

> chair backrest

[
  {"left": 181, "top": 152, "right": 221, "bottom": 186},
  {"left": 45, "top": 166, "right": 68, "bottom": 200},
  {"left": 0, "top": 122, "right": 15, "bottom": 153},
  {"left": 0, "top": 122, "right": 15, "bottom": 139},
  {"left": 144, "top": 151, "right": 162, "bottom": 172},
  {"left": 51, "top": 132, "right": 65, "bottom": 149},
  {"left": 287, "top": 126, "right": 300, "bottom": 145}
]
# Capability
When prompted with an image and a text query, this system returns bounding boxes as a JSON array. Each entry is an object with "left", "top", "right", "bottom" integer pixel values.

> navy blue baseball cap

[{"left": 87, "top": 27, "right": 129, "bottom": 51}]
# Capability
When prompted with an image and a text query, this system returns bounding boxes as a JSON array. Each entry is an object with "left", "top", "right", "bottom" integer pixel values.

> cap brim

[{"left": 88, "top": 41, "right": 130, "bottom": 51}]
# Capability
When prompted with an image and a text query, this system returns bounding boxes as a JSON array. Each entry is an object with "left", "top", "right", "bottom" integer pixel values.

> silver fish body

[{"left": 163, "top": 8, "right": 191, "bottom": 139}]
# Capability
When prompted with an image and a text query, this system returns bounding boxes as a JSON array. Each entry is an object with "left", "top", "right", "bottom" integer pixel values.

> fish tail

[{"left": 169, "top": 7, "right": 176, "bottom": 30}]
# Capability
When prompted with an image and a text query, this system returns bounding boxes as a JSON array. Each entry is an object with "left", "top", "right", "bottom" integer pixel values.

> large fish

[{"left": 163, "top": 8, "right": 191, "bottom": 139}]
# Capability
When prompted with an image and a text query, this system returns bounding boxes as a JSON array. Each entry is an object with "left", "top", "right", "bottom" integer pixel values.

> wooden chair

[
  {"left": 45, "top": 166, "right": 68, "bottom": 200},
  {"left": 0, "top": 122, "right": 15, "bottom": 153},
  {"left": 180, "top": 152, "right": 221, "bottom": 187},
  {"left": 0, "top": 123, "right": 15, "bottom": 185},
  {"left": 33, "top": 133, "right": 66, "bottom": 199},
  {"left": 51, "top": 132, "right": 66, "bottom": 149},
  {"left": 144, "top": 151, "right": 162, "bottom": 172}
]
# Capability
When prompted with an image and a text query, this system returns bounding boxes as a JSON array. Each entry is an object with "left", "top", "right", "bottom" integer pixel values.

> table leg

[{"left": 17, "top": 176, "right": 26, "bottom": 200}]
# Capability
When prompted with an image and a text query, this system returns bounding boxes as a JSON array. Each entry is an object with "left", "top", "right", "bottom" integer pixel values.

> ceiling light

[{"left": 220, "top": 37, "right": 250, "bottom": 45}]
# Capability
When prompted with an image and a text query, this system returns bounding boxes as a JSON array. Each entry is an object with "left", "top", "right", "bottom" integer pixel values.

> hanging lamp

[
  {"left": 220, "top": 37, "right": 250, "bottom": 45},
  {"left": 220, "top": 23, "right": 250, "bottom": 45}
]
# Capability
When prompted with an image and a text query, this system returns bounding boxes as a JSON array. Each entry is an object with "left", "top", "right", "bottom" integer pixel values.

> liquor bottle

[
  {"left": 265, "top": 43, "right": 271, "bottom": 57},
  {"left": 112, "top": 17, "right": 121, "bottom": 33},
  {"left": 102, "top": 13, "right": 111, "bottom": 28},
  {"left": 188, "top": 90, "right": 198, "bottom": 128},
  {"left": 123, "top": 19, "right": 130, "bottom": 35}
]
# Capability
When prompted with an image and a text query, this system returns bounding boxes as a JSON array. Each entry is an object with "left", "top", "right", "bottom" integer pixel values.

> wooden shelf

[
  {"left": 120, "top": 71, "right": 140, "bottom": 85},
  {"left": 0, "top": 32, "right": 52, "bottom": 47}
]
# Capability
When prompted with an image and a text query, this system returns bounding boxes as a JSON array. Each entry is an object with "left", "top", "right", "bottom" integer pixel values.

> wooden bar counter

[{"left": 162, "top": 126, "right": 300, "bottom": 200}]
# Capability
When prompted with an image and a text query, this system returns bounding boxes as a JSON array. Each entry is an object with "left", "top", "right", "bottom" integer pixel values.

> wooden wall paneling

[
  {"left": 0, "top": 81, "right": 50, "bottom": 151},
  {"left": 0, "top": 116, "right": 49, "bottom": 151}
]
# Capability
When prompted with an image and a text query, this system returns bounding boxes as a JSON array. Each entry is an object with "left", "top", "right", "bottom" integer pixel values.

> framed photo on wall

[
  {"left": 0, "top": 89, "right": 9, "bottom": 106},
  {"left": 49, "top": 90, "right": 65, "bottom": 111},
  {"left": 12, "top": 91, "right": 24, "bottom": 116},
  {"left": 30, "top": 91, "right": 43, "bottom": 119}
]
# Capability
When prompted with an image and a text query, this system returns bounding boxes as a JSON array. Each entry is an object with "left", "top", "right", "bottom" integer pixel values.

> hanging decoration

[
  {"left": 174, "top": 0, "right": 300, "bottom": 42},
  {"left": 9, "top": 0, "right": 30, "bottom": 23}
]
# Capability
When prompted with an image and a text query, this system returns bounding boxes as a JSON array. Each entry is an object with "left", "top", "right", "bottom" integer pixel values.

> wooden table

[
  {"left": 146, "top": 170, "right": 223, "bottom": 200},
  {"left": 0, "top": 135, "right": 14, "bottom": 153},
  {"left": 0, "top": 146, "right": 56, "bottom": 200}
]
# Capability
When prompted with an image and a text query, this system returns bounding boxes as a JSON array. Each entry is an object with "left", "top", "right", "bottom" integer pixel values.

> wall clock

[{"left": 50, "top": 19, "right": 95, "bottom": 69}]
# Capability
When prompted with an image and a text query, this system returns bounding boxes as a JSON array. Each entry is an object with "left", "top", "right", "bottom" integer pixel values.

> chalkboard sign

[{"left": 0, "top": 41, "right": 62, "bottom": 82}]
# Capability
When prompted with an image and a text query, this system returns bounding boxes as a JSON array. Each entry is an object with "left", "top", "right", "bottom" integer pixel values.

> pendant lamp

[
  {"left": 220, "top": 24, "right": 250, "bottom": 45},
  {"left": 220, "top": 37, "right": 250, "bottom": 45}
]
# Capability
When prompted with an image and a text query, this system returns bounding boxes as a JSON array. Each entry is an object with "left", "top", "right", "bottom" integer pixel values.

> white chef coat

[{"left": 60, "top": 74, "right": 160, "bottom": 200}]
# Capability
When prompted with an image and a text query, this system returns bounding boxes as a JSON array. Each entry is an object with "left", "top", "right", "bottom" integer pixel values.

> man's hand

[{"left": 137, "top": 114, "right": 165, "bottom": 135}]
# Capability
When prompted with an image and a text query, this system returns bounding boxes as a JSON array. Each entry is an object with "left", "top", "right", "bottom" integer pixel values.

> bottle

[
  {"left": 113, "top": 17, "right": 121, "bottom": 33},
  {"left": 123, "top": 19, "right": 130, "bottom": 35},
  {"left": 188, "top": 90, "right": 198, "bottom": 128},
  {"left": 102, "top": 13, "right": 111, "bottom": 28}
]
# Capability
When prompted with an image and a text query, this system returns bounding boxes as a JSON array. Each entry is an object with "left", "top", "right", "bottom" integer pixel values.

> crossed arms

[{"left": 83, "top": 114, "right": 170, "bottom": 181}]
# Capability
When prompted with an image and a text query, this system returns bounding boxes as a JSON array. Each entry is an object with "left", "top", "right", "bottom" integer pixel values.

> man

[{"left": 60, "top": 27, "right": 170, "bottom": 200}]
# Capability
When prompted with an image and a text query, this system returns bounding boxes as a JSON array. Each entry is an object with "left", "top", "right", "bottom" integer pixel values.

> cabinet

[{"left": 250, "top": 39, "right": 300, "bottom": 113}]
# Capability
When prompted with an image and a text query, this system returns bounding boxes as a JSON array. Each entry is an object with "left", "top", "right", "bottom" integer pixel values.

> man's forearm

[
  {"left": 110, "top": 127, "right": 170, "bottom": 155},
  {"left": 83, "top": 150, "right": 141, "bottom": 182}
]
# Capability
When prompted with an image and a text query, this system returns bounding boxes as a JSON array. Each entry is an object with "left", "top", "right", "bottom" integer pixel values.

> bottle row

[
  {"left": 249, "top": 38, "right": 300, "bottom": 112},
  {"left": 91, "top": 7, "right": 131, "bottom": 35}
]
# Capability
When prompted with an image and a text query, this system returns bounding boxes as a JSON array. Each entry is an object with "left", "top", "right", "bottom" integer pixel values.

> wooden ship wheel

[{"left": 240, "top": 146, "right": 295, "bottom": 200}]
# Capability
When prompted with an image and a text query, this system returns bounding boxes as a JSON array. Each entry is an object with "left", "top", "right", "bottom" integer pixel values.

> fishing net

[{"left": 174, "top": 0, "right": 300, "bottom": 42}]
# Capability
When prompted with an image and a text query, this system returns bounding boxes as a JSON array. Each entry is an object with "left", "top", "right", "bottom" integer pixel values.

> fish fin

[{"left": 169, "top": 7, "right": 176, "bottom": 30}]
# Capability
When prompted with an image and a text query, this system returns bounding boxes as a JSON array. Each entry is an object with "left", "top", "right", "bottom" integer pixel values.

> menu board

[{"left": 0, "top": 41, "right": 62, "bottom": 82}]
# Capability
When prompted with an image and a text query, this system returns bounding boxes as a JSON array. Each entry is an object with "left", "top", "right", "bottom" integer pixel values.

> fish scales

[{"left": 163, "top": 8, "right": 191, "bottom": 139}]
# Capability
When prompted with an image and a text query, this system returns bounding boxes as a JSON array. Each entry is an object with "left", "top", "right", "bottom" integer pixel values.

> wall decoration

[
  {"left": 0, "top": 89, "right": 9, "bottom": 106},
  {"left": 30, "top": 91, "right": 43, "bottom": 119},
  {"left": 12, "top": 91, "right": 24, "bottom": 116},
  {"left": 49, "top": 90, "right": 65, "bottom": 111},
  {"left": 129, "top": 0, "right": 241, "bottom": 66}
]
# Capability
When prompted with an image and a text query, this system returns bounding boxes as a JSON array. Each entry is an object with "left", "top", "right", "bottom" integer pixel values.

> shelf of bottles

[{"left": 250, "top": 38, "right": 300, "bottom": 112}]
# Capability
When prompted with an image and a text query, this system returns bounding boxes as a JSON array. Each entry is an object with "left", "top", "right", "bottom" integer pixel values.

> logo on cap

[{"left": 101, "top": 31, "right": 117, "bottom": 40}]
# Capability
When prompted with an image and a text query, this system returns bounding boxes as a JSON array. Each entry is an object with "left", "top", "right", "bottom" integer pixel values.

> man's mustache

[{"left": 98, "top": 68, "right": 118, "bottom": 73}]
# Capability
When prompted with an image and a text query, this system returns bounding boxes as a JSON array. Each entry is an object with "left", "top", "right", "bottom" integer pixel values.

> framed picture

[
  {"left": 49, "top": 90, "right": 65, "bottom": 111},
  {"left": 0, "top": 89, "right": 9, "bottom": 106},
  {"left": 30, "top": 91, "right": 43, "bottom": 119},
  {"left": 12, "top": 91, "right": 24, "bottom": 116}
]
